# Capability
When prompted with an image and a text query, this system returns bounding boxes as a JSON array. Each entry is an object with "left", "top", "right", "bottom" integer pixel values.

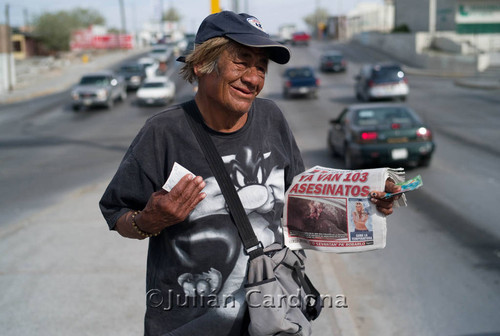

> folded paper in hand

[
  {"left": 283, "top": 166, "right": 407, "bottom": 253},
  {"left": 162, "top": 162, "right": 194, "bottom": 192}
]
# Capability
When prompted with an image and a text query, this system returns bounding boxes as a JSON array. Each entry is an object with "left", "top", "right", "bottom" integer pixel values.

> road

[{"left": 0, "top": 41, "right": 499, "bottom": 335}]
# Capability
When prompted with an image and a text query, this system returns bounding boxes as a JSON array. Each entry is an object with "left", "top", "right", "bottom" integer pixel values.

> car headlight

[{"left": 96, "top": 89, "right": 108, "bottom": 100}]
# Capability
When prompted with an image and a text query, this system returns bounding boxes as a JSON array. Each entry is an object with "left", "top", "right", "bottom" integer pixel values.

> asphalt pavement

[{"left": 0, "top": 46, "right": 499, "bottom": 336}]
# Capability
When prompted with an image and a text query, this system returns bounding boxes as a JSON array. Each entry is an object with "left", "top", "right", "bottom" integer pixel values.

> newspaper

[{"left": 283, "top": 166, "right": 407, "bottom": 253}]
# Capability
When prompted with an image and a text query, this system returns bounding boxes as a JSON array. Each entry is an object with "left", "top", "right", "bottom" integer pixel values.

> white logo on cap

[{"left": 246, "top": 17, "right": 266, "bottom": 33}]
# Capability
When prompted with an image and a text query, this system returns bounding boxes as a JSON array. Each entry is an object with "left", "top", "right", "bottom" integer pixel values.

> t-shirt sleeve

[{"left": 99, "top": 121, "right": 165, "bottom": 230}]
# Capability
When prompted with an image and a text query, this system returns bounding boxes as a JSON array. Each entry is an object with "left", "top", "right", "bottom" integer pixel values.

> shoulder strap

[{"left": 182, "top": 100, "right": 264, "bottom": 259}]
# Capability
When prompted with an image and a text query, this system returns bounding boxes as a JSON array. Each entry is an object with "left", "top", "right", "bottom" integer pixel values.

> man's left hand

[{"left": 369, "top": 180, "right": 401, "bottom": 216}]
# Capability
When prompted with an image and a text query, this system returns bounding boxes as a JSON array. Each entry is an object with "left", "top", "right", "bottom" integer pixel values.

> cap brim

[
  {"left": 176, "top": 55, "right": 186, "bottom": 63},
  {"left": 225, "top": 33, "right": 290, "bottom": 64}
]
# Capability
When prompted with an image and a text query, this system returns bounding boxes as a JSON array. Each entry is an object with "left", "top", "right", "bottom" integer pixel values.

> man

[{"left": 99, "top": 11, "right": 401, "bottom": 336}]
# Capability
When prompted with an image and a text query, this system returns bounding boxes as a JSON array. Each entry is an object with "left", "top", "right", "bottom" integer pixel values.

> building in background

[
  {"left": 394, "top": 0, "right": 500, "bottom": 34},
  {"left": 392, "top": 0, "right": 500, "bottom": 55},
  {"left": 342, "top": 0, "right": 395, "bottom": 40}
]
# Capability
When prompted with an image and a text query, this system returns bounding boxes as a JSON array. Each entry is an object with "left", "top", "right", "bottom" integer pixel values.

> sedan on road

[
  {"left": 71, "top": 71, "right": 127, "bottom": 111},
  {"left": 319, "top": 51, "right": 347, "bottom": 73},
  {"left": 354, "top": 63, "right": 409, "bottom": 102},
  {"left": 136, "top": 77, "right": 176, "bottom": 106},
  {"left": 327, "top": 104, "right": 435, "bottom": 169}
]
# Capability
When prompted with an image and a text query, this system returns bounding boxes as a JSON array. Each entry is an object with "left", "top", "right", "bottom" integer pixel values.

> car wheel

[
  {"left": 72, "top": 104, "right": 80, "bottom": 112},
  {"left": 283, "top": 88, "right": 289, "bottom": 99},
  {"left": 419, "top": 155, "right": 432, "bottom": 167},
  {"left": 344, "top": 145, "right": 359, "bottom": 169},
  {"left": 106, "top": 98, "right": 114, "bottom": 109},
  {"left": 327, "top": 132, "right": 338, "bottom": 157},
  {"left": 355, "top": 91, "right": 362, "bottom": 101}
]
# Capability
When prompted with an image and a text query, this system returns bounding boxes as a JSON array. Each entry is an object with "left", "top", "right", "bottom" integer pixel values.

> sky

[{"left": 2, "top": 0, "right": 383, "bottom": 35}]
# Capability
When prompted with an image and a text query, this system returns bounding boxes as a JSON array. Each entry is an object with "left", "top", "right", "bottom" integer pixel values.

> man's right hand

[{"left": 115, "top": 174, "right": 206, "bottom": 239}]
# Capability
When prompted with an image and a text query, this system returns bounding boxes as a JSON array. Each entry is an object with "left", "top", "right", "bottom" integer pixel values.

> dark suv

[
  {"left": 354, "top": 63, "right": 409, "bottom": 102},
  {"left": 117, "top": 63, "right": 147, "bottom": 90},
  {"left": 319, "top": 51, "right": 347, "bottom": 72}
]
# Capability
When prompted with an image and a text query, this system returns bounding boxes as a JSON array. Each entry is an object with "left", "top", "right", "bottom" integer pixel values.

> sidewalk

[
  {"left": 402, "top": 65, "right": 500, "bottom": 90},
  {"left": 0, "top": 179, "right": 148, "bottom": 335},
  {"left": 0, "top": 48, "right": 150, "bottom": 105}
]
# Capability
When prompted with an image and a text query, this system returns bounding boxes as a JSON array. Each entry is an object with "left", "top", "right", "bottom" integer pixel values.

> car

[
  {"left": 354, "top": 63, "right": 409, "bottom": 102},
  {"left": 117, "top": 63, "right": 147, "bottom": 90},
  {"left": 291, "top": 31, "right": 310, "bottom": 46},
  {"left": 327, "top": 103, "right": 435, "bottom": 169},
  {"left": 319, "top": 51, "right": 347, "bottom": 72},
  {"left": 71, "top": 71, "right": 127, "bottom": 110},
  {"left": 136, "top": 77, "right": 176, "bottom": 106},
  {"left": 137, "top": 57, "right": 160, "bottom": 79},
  {"left": 282, "top": 66, "right": 320, "bottom": 99},
  {"left": 148, "top": 45, "right": 173, "bottom": 63}
]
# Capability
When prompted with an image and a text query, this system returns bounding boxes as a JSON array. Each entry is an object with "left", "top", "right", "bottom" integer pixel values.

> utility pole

[
  {"left": 429, "top": 0, "right": 436, "bottom": 35},
  {"left": 23, "top": 8, "right": 29, "bottom": 28},
  {"left": 118, "top": 0, "right": 126, "bottom": 49},
  {"left": 119, "top": 0, "right": 127, "bottom": 34},
  {"left": 5, "top": 3, "right": 13, "bottom": 91},
  {"left": 232, "top": 0, "right": 239, "bottom": 13}
]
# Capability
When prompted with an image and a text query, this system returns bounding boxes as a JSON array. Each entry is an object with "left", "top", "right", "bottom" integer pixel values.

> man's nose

[{"left": 241, "top": 67, "right": 262, "bottom": 87}]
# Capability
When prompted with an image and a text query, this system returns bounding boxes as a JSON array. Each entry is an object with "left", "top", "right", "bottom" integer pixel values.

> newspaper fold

[{"left": 283, "top": 166, "right": 407, "bottom": 253}]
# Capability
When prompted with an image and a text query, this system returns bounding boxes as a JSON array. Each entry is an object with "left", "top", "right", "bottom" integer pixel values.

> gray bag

[
  {"left": 183, "top": 100, "right": 322, "bottom": 336},
  {"left": 245, "top": 243, "right": 320, "bottom": 336}
]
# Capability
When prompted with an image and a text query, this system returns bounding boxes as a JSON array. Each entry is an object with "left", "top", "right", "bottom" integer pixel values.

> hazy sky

[{"left": 3, "top": 0, "right": 383, "bottom": 34}]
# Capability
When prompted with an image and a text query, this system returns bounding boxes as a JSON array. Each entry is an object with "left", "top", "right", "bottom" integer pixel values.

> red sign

[{"left": 70, "top": 27, "right": 133, "bottom": 50}]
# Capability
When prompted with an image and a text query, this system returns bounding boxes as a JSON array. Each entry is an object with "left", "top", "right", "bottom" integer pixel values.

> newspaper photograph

[{"left": 283, "top": 165, "right": 407, "bottom": 253}]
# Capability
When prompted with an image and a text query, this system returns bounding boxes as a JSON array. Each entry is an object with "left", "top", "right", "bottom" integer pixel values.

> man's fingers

[
  {"left": 169, "top": 174, "right": 205, "bottom": 199},
  {"left": 384, "top": 180, "right": 402, "bottom": 194}
]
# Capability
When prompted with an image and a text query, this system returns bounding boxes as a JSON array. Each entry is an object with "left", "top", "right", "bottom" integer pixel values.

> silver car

[
  {"left": 71, "top": 71, "right": 127, "bottom": 110},
  {"left": 354, "top": 63, "right": 409, "bottom": 102}
]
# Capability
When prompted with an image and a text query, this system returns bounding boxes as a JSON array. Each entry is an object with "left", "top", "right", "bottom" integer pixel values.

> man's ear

[{"left": 193, "top": 63, "right": 203, "bottom": 77}]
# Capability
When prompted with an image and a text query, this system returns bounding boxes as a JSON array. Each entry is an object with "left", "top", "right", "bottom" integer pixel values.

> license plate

[
  {"left": 299, "top": 87, "right": 308, "bottom": 94},
  {"left": 147, "top": 99, "right": 154, "bottom": 104},
  {"left": 83, "top": 99, "right": 92, "bottom": 106},
  {"left": 391, "top": 148, "right": 408, "bottom": 160}
]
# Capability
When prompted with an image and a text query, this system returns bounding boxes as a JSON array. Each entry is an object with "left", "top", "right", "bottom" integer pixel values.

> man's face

[{"left": 198, "top": 45, "right": 268, "bottom": 116}]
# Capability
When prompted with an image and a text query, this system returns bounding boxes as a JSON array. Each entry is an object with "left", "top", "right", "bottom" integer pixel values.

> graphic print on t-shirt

[{"left": 176, "top": 147, "right": 285, "bottom": 300}]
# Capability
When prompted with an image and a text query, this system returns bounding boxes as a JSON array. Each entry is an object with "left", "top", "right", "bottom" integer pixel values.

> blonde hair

[{"left": 179, "top": 37, "right": 235, "bottom": 83}]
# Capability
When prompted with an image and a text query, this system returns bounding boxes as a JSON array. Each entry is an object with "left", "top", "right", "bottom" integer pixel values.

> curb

[{"left": 453, "top": 78, "right": 500, "bottom": 90}]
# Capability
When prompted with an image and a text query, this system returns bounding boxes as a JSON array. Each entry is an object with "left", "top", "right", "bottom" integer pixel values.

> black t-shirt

[{"left": 99, "top": 98, "right": 304, "bottom": 336}]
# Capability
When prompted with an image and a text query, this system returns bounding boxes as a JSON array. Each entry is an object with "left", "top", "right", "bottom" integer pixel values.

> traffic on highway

[{"left": 1, "top": 37, "right": 499, "bottom": 335}]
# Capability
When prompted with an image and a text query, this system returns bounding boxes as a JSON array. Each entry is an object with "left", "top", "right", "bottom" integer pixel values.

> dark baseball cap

[{"left": 178, "top": 11, "right": 290, "bottom": 64}]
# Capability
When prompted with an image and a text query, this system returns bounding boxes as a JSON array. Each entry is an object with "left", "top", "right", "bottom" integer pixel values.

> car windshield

[
  {"left": 142, "top": 82, "right": 166, "bottom": 88},
  {"left": 286, "top": 68, "right": 313, "bottom": 78},
  {"left": 324, "top": 55, "right": 343, "bottom": 61},
  {"left": 120, "top": 65, "right": 142, "bottom": 72},
  {"left": 372, "top": 66, "right": 405, "bottom": 81},
  {"left": 152, "top": 49, "right": 167, "bottom": 54},
  {"left": 79, "top": 76, "right": 110, "bottom": 86},
  {"left": 353, "top": 107, "right": 415, "bottom": 126}
]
